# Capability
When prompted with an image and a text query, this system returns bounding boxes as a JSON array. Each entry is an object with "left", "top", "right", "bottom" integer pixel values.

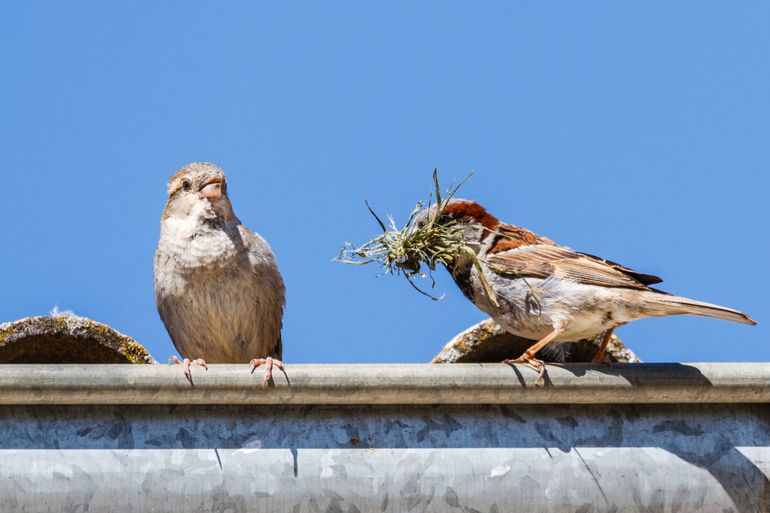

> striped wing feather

[{"left": 486, "top": 244, "right": 661, "bottom": 291}]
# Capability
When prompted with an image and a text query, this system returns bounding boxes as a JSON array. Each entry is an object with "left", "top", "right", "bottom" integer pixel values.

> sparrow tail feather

[{"left": 643, "top": 293, "right": 757, "bottom": 326}]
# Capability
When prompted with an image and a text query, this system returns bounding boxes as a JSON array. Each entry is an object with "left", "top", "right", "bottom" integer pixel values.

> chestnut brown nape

[{"left": 442, "top": 199, "right": 500, "bottom": 230}]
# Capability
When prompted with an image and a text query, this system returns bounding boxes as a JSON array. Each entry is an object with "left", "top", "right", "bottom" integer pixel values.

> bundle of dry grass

[{"left": 336, "top": 170, "right": 501, "bottom": 304}]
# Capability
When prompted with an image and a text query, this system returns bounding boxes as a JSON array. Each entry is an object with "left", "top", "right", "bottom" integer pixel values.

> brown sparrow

[
  {"left": 154, "top": 162, "right": 285, "bottom": 385},
  {"left": 422, "top": 199, "right": 756, "bottom": 379}
]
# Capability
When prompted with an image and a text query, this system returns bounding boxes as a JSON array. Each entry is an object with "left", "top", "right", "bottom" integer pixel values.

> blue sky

[{"left": 2, "top": 2, "right": 768, "bottom": 363}]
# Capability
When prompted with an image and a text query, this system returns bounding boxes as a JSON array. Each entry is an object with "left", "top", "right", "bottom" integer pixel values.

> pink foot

[
  {"left": 249, "top": 357, "right": 285, "bottom": 387},
  {"left": 169, "top": 356, "right": 207, "bottom": 385},
  {"left": 503, "top": 354, "right": 547, "bottom": 385}
]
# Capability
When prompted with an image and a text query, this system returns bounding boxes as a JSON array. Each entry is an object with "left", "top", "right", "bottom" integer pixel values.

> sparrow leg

[
  {"left": 250, "top": 357, "right": 285, "bottom": 388},
  {"left": 503, "top": 327, "right": 564, "bottom": 384},
  {"left": 592, "top": 328, "right": 615, "bottom": 366},
  {"left": 169, "top": 356, "right": 208, "bottom": 385}
]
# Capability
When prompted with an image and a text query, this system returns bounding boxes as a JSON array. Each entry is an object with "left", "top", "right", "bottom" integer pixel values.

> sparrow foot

[
  {"left": 591, "top": 352, "right": 614, "bottom": 369},
  {"left": 503, "top": 353, "right": 547, "bottom": 384},
  {"left": 169, "top": 356, "right": 208, "bottom": 385},
  {"left": 250, "top": 357, "right": 286, "bottom": 388},
  {"left": 591, "top": 328, "right": 616, "bottom": 368}
]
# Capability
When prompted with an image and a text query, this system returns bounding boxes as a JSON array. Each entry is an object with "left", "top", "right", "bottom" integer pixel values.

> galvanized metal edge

[{"left": 0, "top": 363, "right": 767, "bottom": 405}]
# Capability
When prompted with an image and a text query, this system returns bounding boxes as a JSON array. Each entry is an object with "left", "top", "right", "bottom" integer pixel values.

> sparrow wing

[
  {"left": 576, "top": 251, "right": 663, "bottom": 286},
  {"left": 238, "top": 224, "right": 286, "bottom": 360},
  {"left": 486, "top": 243, "right": 661, "bottom": 291}
]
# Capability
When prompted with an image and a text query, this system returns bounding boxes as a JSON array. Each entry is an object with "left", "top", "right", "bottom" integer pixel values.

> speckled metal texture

[{"left": 1, "top": 402, "right": 769, "bottom": 512}]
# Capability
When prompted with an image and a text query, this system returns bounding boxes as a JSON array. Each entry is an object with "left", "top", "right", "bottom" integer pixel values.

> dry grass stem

[{"left": 336, "top": 170, "right": 501, "bottom": 304}]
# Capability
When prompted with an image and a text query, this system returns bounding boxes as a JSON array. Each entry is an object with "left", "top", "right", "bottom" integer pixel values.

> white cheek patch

[
  {"left": 165, "top": 201, "right": 215, "bottom": 236},
  {"left": 165, "top": 215, "right": 199, "bottom": 238}
]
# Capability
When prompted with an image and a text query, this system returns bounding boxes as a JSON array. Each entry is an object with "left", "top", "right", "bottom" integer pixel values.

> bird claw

[
  {"left": 250, "top": 357, "right": 285, "bottom": 388},
  {"left": 591, "top": 353, "right": 613, "bottom": 369},
  {"left": 169, "top": 356, "right": 207, "bottom": 386},
  {"left": 503, "top": 354, "right": 547, "bottom": 384}
]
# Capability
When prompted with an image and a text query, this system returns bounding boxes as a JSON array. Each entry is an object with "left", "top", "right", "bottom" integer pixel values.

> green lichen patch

[
  {"left": 432, "top": 318, "right": 641, "bottom": 364},
  {"left": 0, "top": 315, "right": 155, "bottom": 364}
]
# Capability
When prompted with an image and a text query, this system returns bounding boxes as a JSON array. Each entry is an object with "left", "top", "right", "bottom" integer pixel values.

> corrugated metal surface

[{"left": 1, "top": 364, "right": 768, "bottom": 512}]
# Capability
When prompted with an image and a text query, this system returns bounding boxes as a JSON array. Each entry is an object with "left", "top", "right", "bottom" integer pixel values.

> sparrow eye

[{"left": 181, "top": 180, "right": 192, "bottom": 192}]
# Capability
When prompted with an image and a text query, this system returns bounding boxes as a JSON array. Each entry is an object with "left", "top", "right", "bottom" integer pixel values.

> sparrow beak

[{"left": 198, "top": 175, "right": 223, "bottom": 201}]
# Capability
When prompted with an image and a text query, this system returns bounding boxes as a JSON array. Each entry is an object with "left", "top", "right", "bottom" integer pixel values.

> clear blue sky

[{"left": 2, "top": 2, "right": 768, "bottom": 363}]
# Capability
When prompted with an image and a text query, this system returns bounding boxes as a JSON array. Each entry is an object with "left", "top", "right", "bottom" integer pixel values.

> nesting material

[{"left": 337, "top": 171, "right": 499, "bottom": 301}]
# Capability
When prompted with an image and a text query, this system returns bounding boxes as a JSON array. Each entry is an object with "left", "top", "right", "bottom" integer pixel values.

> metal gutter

[
  {"left": 2, "top": 362, "right": 769, "bottom": 512},
  {"left": 0, "top": 362, "right": 768, "bottom": 405}
]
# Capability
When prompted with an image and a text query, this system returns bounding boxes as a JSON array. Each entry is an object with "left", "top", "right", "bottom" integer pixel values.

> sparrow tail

[{"left": 643, "top": 293, "right": 757, "bottom": 326}]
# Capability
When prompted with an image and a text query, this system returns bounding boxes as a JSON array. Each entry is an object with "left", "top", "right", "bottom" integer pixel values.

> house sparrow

[
  {"left": 420, "top": 199, "right": 756, "bottom": 380},
  {"left": 154, "top": 162, "right": 285, "bottom": 385}
]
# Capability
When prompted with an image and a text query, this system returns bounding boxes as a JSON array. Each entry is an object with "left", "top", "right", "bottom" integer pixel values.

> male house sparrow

[
  {"left": 423, "top": 199, "right": 756, "bottom": 379},
  {"left": 154, "top": 162, "right": 285, "bottom": 385}
]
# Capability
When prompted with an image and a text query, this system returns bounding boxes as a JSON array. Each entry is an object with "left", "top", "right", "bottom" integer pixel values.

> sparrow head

[
  {"left": 162, "top": 162, "right": 235, "bottom": 222},
  {"left": 438, "top": 199, "right": 500, "bottom": 230},
  {"left": 414, "top": 199, "right": 498, "bottom": 228},
  {"left": 413, "top": 199, "right": 500, "bottom": 245}
]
